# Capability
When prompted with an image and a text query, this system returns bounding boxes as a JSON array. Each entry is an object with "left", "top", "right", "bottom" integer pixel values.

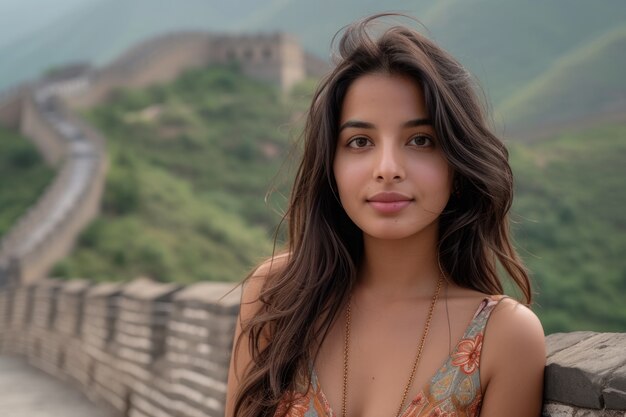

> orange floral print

[
  {"left": 451, "top": 333, "right": 483, "bottom": 375},
  {"left": 274, "top": 390, "right": 309, "bottom": 417}
]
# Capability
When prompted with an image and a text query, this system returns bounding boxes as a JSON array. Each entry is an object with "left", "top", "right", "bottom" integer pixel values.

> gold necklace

[{"left": 341, "top": 277, "right": 443, "bottom": 417}]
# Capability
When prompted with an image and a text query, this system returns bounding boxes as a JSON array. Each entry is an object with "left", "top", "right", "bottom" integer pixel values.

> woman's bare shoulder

[
  {"left": 483, "top": 296, "right": 545, "bottom": 361},
  {"left": 446, "top": 286, "right": 543, "bottom": 339},
  {"left": 241, "top": 252, "right": 291, "bottom": 309},
  {"left": 226, "top": 253, "right": 290, "bottom": 417},
  {"left": 250, "top": 252, "right": 290, "bottom": 280},
  {"left": 488, "top": 297, "right": 545, "bottom": 344},
  {"left": 478, "top": 297, "right": 546, "bottom": 416}
]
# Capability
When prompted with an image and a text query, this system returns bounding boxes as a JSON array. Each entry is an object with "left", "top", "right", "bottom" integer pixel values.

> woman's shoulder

[
  {"left": 478, "top": 294, "right": 546, "bottom": 402},
  {"left": 486, "top": 296, "right": 545, "bottom": 345},
  {"left": 448, "top": 286, "right": 545, "bottom": 374},
  {"left": 251, "top": 251, "right": 291, "bottom": 278},
  {"left": 226, "top": 253, "right": 291, "bottom": 417},
  {"left": 449, "top": 286, "right": 543, "bottom": 331},
  {"left": 241, "top": 252, "right": 291, "bottom": 310},
  {"left": 469, "top": 295, "right": 546, "bottom": 415},
  {"left": 465, "top": 290, "right": 544, "bottom": 353}
]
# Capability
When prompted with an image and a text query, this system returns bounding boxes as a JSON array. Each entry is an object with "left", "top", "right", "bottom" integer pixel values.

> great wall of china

[{"left": 0, "top": 31, "right": 623, "bottom": 417}]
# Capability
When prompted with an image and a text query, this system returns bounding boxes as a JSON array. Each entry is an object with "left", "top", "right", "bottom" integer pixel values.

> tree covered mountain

[
  {"left": 498, "top": 25, "right": 626, "bottom": 134},
  {"left": 1, "top": 2, "right": 625, "bottom": 333},
  {"left": 0, "top": 126, "right": 54, "bottom": 236},
  {"left": 33, "top": 65, "right": 623, "bottom": 334},
  {"left": 49, "top": 66, "right": 311, "bottom": 283}
]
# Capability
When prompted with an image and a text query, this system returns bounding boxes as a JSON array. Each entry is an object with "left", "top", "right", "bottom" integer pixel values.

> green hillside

[
  {"left": 509, "top": 123, "right": 626, "bottom": 333},
  {"left": 54, "top": 64, "right": 625, "bottom": 332},
  {"left": 232, "top": 0, "right": 626, "bottom": 107},
  {"left": 51, "top": 66, "right": 314, "bottom": 283},
  {"left": 499, "top": 25, "right": 626, "bottom": 133},
  {"left": 417, "top": 0, "right": 626, "bottom": 106},
  {"left": 0, "top": 126, "right": 54, "bottom": 236},
  {"left": 3, "top": 62, "right": 624, "bottom": 332}
]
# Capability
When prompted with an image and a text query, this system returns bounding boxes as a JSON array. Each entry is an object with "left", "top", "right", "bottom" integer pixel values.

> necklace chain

[{"left": 341, "top": 277, "right": 443, "bottom": 417}]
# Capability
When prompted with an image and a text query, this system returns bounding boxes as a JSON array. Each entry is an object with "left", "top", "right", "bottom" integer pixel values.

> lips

[
  {"left": 366, "top": 192, "right": 414, "bottom": 214},
  {"left": 367, "top": 192, "right": 413, "bottom": 203}
]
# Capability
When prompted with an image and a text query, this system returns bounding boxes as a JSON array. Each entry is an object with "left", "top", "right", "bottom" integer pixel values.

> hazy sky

[{"left": 0, "top": 0, "right": 100, "bottom": 47}]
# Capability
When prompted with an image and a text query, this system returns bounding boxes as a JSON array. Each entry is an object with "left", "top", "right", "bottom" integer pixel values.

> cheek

[
  {"left": 421, "top": 165, "right": 450, "bottom": 188},
  {"left": 411, "top": 160, "right": 453, "bottom": 200},
  {"left": 333, "top": 155, "right": 368, "bottom": 201}
]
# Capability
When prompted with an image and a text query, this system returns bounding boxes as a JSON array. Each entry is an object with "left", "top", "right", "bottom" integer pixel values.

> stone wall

[
  {"left": 0, "top": 280, "right": 624, "bottom": 417},
  {"left": 0, "top": 279, "right": 240, "bottom": 417},
  {"left": 0, "top": 28, "right": 329, "bottom": 286},
  {"left": 544, "top": 332, "right": 626, "bottom": 416},
  {"left": 19, "top": 91, "right": 69, "bottom": 166},
  {"left": 0, "top": 85, "right": 108, "bottom": 285},
  {"left": 66, "top": 31, "right": 327, "bottom": 109}
]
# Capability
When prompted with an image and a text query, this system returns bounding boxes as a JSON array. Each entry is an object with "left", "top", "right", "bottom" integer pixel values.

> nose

[{"left": 373, "top": 143, "right": 405, "bottom": 183}]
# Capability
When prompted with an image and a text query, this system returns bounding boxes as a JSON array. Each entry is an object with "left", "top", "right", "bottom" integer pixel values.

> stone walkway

[{"left": 0, "top": 355, "right": 113, "bottom": 417}]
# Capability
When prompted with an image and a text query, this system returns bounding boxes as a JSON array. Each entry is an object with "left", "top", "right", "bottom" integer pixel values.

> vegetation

[
  {"left": 0, "top": 126, "right": 54, "bottom": 236},
  {"left": 509, "top": 124, "right": 626, "bottom": 333},
  {"left": 3, "top": 64, "right": 624, "bottom": 333},
  {"left": 498, "top": 26, "right": 626, "bottom": 131},
  {"left": 51, "top": 66, "right": 313, "bottom": 283}
]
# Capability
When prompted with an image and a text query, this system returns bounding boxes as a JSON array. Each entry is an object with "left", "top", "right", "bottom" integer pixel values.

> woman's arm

[
  {"left": 225, "top": 254, "right": 288, "bottom": 417},
  {"left": 224, "top": 275, "right": 264, "bottom": 417},
  {"left": 479, "top": 298, "right": 546, "bottom": 417}
]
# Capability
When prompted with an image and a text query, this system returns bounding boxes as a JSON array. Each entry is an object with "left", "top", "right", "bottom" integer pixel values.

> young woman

[{"left": 226, "top": 14, "right": 545, "bottom": 417}]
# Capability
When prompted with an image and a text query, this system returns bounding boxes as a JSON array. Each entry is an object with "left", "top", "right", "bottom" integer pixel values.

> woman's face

[{"left": 333, "top": 72, "right": 453, "bottom": 241}]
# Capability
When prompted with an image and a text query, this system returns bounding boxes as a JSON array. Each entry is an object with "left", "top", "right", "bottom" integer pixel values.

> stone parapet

[
  {"left": 0, "top": 279, "right": 240, "bottom": 417},
  {"left": 543, "top": 332, "right": 626, "bottom": 415},
  {"left": 0, "top": 280, "right": 624, "bottom": 416},
  {"left": 0, "top": 86, "right": 108, "bottom": 286}
]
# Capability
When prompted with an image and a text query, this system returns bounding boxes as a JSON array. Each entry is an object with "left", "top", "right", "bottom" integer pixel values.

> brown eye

[
  {"left": 408, "top": 135, "right": 433, "bottom": 147},
  {"left": 348, "top": 137, "right": 372, "bottom": 148}
]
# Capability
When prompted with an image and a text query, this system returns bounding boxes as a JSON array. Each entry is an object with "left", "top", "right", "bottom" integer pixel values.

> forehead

[{"left": 340, "top": 73, "right": 429, "bottom": 124}]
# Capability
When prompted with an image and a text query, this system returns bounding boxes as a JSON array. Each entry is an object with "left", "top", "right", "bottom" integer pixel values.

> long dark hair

[{"left": 232, "top": 13, "right": 531, "bottom": 417}]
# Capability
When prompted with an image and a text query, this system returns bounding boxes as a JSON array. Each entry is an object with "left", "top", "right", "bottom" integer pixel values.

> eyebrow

[{"left": 338, "top": 118, "right": 433, "bottom": 133}]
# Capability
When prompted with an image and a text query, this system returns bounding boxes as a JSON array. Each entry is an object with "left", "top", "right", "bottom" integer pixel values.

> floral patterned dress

[{"left": 275, "top": 295, "right": 508, "bottom": 417}]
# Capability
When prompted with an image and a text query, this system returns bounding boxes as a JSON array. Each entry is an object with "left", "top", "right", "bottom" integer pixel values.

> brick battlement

[{"left": 0, "top": 280, "right": 624, "bottom": 417}]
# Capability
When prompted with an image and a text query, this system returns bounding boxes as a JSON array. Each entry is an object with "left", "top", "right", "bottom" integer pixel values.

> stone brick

[
  {"left": 605, "top": 363, "right": 626, "bottom": 410},
  {"left": 122, "top": 278, "right": 179, "bottom": 302},
  {"left": 542, "top": 402, "right": 575, "bottom": 417},
  {"left": 545, "top": 333, "right": 626, "bottom": 409},
  {"left": 173, "top": 282, "right": 241, "bottom": 314},
  {"left": 542, "top": 402, "right": 626, "bottom": 417},
  {"left": 545, "top": 332, "right": 596, "bottom": 357}
]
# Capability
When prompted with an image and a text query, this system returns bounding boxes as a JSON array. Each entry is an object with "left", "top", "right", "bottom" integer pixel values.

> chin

[
  {"left": 358, "top": 218, "right": 440, "bottom": 242},
  {"left": 361, "top": 225, "right": 426, "bottom": 241}
]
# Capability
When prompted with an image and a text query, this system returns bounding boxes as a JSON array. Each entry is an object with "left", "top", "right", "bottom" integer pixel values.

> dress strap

[{"left": 464, "top": 294, "right": 509, "bottom": 340}]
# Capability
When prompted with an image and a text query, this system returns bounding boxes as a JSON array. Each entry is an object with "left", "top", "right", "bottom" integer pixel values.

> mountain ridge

[
  {"left": 498, "top": 24, "right": 626, "bottom": 135},
  {"left": 2, "top": 0, "right": 625, "bottom": 136}
]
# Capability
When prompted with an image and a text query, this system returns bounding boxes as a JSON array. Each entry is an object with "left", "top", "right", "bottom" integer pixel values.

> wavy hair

[{"left": 232, "top": 13, "right": 531, "bottom": 417}]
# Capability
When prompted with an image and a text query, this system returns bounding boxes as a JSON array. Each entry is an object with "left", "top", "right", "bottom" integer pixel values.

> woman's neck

[{"left": 357, "top": 228, "right": 442, "bottom": 302}]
